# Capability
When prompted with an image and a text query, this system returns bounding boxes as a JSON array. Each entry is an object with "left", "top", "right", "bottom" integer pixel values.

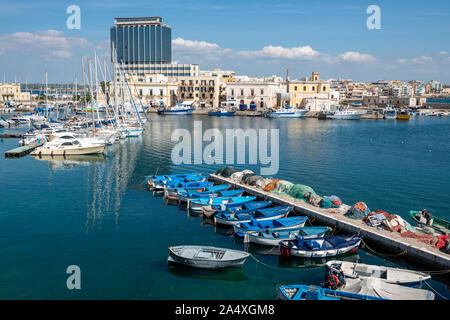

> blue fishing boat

[
  {"left": 177, "top": 189, "right": 244, "bottom": 203},
  {"left": 189, "top": 196, "right": 256, "bottom": 213},
  {"left": 244, "top": 226, "right": 331, "bottom": 246},
  {"left": 214, "top": 206, "right": 292, "bottom": 227},
  {"left": 153, "top": 176, "right": 207, "bottom": 191},
  {"left": 178, "top": 185, "right": 230, "bottom": 201},
  {"left": 165, "top": 181, "right": 213, "bottom": 192},
  {"left": 233, "top": 216, "right": 309, "bottom": 238},
  {"left": 202, "top": 200, "right": 273, "bottom": 219},
  {"left": 146, "top": 173, "right": 203, "bottom": 188},
  {"left": 279, "top": 235, "right": 362, "bottom": 258},
  {"left": 277, "top": 285, "right": 385, "bottom": 300}
]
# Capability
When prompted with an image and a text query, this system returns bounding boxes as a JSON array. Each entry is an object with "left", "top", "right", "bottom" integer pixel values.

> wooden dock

[
  {"left": 0, "top": 132, "right": 24, "bottom": 138},
  {"left": 209, "top": 174, "right": 450, "bottom": 272},
  {"left": 4, "top": 145, "right": 38, "bottom": 158}
]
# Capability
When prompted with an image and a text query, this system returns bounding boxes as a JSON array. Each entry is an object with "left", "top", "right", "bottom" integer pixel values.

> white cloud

[
  {"left": 0, "top": 30, "right": 89, "bottom": 59},
  {"left": 397, "top": 58, "right": 408, "bottom": 63},
  {"left": 51, "top": 50, "right": 72, "bottom": 59},
  {"left": 172, "top": 38, "right": 376, "bottom": 65},
  {"left": 338, "top": 51, "right": 377, "bottom": 63},
  {"left": 411, "top": 55, "right": 432, "bottom": 63},
  {"left": 439, "top": 51, "right": 448, "bottom": 55},
  {"left": 239, "top": 45, "right": 320, "bottom": 60}
]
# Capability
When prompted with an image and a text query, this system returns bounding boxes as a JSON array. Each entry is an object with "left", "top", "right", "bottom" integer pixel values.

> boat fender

[{"left": 326, "top": 275, "right": 340, "bottom": 290}]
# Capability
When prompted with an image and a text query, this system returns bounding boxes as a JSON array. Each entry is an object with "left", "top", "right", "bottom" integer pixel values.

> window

[
  {"left": 160, "top": 89, "right": 164, "bottom": 96},
  {"left": 323, "top": 86, "right": 326, "bottom": 91},
  {"left": 294, "top": 86, "right": 297, "bottom": 91},
  {"left": 303, "top": 86, "right": 306, "bottom": 91},
  {"left": 261, "top": 89, "right": 264, "bottom": 95},
  {"left": 312, "top": 86, "right": 315, "bottom": 91},
  {"left": 240, "top": 89, "right": 244, "bottom": 96},
  {"left": 231, "top": 89, "right": 234, "bottom": 96},
  {"left": 251, "top": 89, "right": 254, "bottom": 96}
]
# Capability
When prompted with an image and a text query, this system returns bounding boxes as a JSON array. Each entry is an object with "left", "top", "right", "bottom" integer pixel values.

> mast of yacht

[{"left": 87, "top": 58, "right": 96, "bottom": 135}]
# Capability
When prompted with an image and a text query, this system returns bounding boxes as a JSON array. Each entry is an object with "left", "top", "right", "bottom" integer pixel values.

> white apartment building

[{"left": 226, "top": 82, "right": 281, "bottom": 109}]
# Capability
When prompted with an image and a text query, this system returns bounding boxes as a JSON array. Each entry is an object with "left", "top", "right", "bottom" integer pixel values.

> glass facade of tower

[{"left": 110, "top": 18, "right": 172, "bottom": 64}]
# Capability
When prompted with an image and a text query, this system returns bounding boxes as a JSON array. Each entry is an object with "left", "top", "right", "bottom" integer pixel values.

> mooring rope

[
  {"left": 423, "top": 281, "right": 448, "bottom": 300},
  {"left": 249, "top": 253, "right": 285, "bottom": 271},
  {"left": 361, "top": 239, "right": 408, "bottom": 257}
]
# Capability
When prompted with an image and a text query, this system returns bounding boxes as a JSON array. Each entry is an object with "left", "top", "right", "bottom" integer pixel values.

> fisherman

[{"left": 420, "top": 209, "right": 433, "bottom": 226}]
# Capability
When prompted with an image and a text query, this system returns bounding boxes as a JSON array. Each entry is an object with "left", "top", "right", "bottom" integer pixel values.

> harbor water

[{"left": 0, "top": 114, "right": 449, "bottom": 299}]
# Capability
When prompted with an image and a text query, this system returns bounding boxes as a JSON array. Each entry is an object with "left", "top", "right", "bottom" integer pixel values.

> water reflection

[
  {"left": 34, "top": 136, "right": 144, "bottom": 232},
  {"left": 168, "top": 263, "right": 250, "bottom": 282}
]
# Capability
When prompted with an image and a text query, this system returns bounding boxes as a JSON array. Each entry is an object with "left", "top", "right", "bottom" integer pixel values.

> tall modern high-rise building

[{"left": 110, "top": 17, "right": 198, "bottom": 81}]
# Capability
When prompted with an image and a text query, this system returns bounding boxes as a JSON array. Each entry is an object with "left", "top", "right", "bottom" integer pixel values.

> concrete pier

[{"left": 209, "top": 174, "right": 450, "bottom": 271}]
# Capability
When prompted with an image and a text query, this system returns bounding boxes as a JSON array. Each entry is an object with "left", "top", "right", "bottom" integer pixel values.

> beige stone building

[
  {"left": 287, "top": 72, "right": 330, "bottom": 108},
  {"left": 177, "top": 75, "right": 221, "bottom": 109},
  {"left": 127, "top": 74, "right": 178, "bottom": 107},
  {"left": 0, "top": 83, "right": 31, "bottom": 103}
]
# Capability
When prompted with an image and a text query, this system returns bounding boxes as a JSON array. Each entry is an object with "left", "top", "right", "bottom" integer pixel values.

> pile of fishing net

[
  {"left": 243, "top": 175, "right": 265, "bottom": 186},
  {"left": 287, "top": 184, "right": 317, "bottom": 200},
  {"left": 263, "top": 179, "right": 281, "bottom": 192},
  {"left": 271, "top": 180, "right": 294, "bottom": 195},
  {"left": 344, "top": 202, "right": 371, "bottom": 220},
  {"left": 304, "top": 192, "right": 322, "bottom": 207},
  {"left": 215, "top": 166, "right": 239, "bottom": 178},
  {"left": 229, "top": 170, "right": 254, "bottom": 183},
  {"left": 320, "top": 195, "right": 343, "bottom": 209}
]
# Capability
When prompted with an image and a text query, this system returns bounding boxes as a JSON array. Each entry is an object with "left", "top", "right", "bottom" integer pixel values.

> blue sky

[{"left": 0, "top": 0, "right": 449, "bottom": 83}]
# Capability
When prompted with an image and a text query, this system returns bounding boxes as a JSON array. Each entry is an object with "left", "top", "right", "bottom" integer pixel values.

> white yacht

[{"left": 30, "top": 136, "right": 105, "bottom": 156}]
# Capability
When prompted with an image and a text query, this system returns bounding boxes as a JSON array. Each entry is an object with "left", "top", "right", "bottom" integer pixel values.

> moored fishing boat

[
  {"left": 410, "top": 210, "right": 450, "bottom": 235},
  {"left": 279, "top": 235, "right": 362, "bottom": 258},
  {"left": 208, "top": 103, "right": 235, "bottom": 116},
  {"left": 189, "top": 196, "right": 256, "bottom": 213},
  {"left": 233, "top": 216, "right": 309, "bottom": 238},
  {"left": 325, "top": 260, "right": 431, "bottom": 287},
  {"left": 396, "top": 110, "right": 410, "bottom": 120},
  {"left": 214, "top": 205, "right": 292, "bottom": 227},
  {"left": 177, "top": 189, "right": 244, "bottom": 205},
  {"left": 244, "top": 226, "right": 331, "bottom": 246},
  {"left": 277, "top": 285, "right": 384, "bottom": 300},
  {"left": 178, "top": 184, "right": 230, "bottom": 202},
  {"left": 327, "top": 109, "right": 364, "bottom": 120},
  {"left": 157, "top": 101, "right": 195, "bottom": 115},
  {"left": 200, "top": 200, "right": 272, "bottom": 218},
  {"left": 265, "top": 106, "right": 308, "bottom": 118},
  {"left": 167, "top": 245, "right": 249, "bottom": 269}
]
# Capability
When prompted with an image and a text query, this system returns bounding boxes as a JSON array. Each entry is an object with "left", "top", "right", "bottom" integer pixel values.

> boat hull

[
  {"left": 157, "top": 109, "right": 194, "bottom": 115},
  {"left": 31, "top": 145, "right": 105, "bottom": 156},
  {"left": 214, "top": 212, "right": 288, "bottom": 227},
  {"left": 167, "top": 247, "right": 249, "bottom": 269}
]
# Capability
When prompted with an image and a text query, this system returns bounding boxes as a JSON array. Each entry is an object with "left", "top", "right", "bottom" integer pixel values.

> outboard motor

[{"left": 323, "top": 265, "right": 346, "bottom": 290}]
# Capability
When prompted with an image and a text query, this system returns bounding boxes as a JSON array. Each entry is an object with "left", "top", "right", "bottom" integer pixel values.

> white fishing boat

[
  {"left": 265, "top": 106, "right": 308, "bottom": 118},
  {"left": 325, "top": 260, "right": 431, "bottom": 287},
  {"left": 167, "top": 245, "right": 250, "bottom": 269},
  {"left": 333, "top": 277, "right": 434, "bottom": 300},
  {"left": 382, "top": 106, "right": 397, "bottom": 119},
  {"left": 327, "top": 109, "right": 364, "bottom": 120},
  {"left": 157, "top": 101, "right": 194, "bottom": 115}
]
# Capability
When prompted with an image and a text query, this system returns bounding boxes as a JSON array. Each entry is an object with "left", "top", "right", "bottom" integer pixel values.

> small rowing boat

[
  {"left": 410, "top": 210, "right": 449, "bottom": 235},
  {"left": 167, "top": 245, "right": 249, "bottom": 269},
  {"left": 277, "top": 285, "right": 384, "bottom": 300},
  {"left": 233, "top": 216, "right": 309, "bottom": 238},
  {"left": 189, "top": 196, "right": 256, "bottom": 213},
  {"left": 214, "top": 206, "right": 292, "bottom": 227},
  {"left": 325, "top": 260, "right": 431, "bottom": 287},
  {"left": 244, "top": 226, "right": 331, "bottom": 246},
  {"left": 279, "top": 235, "right": 362, "bottom": 258}
]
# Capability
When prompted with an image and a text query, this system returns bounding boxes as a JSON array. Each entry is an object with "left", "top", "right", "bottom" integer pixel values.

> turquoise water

[{"left": 0, "top": 114, "right": 449, "bottom": 299}]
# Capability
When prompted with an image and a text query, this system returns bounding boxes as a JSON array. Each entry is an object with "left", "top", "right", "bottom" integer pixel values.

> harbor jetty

[{"left": 209, "top": 174, "right": 450, "bottom": 272}]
